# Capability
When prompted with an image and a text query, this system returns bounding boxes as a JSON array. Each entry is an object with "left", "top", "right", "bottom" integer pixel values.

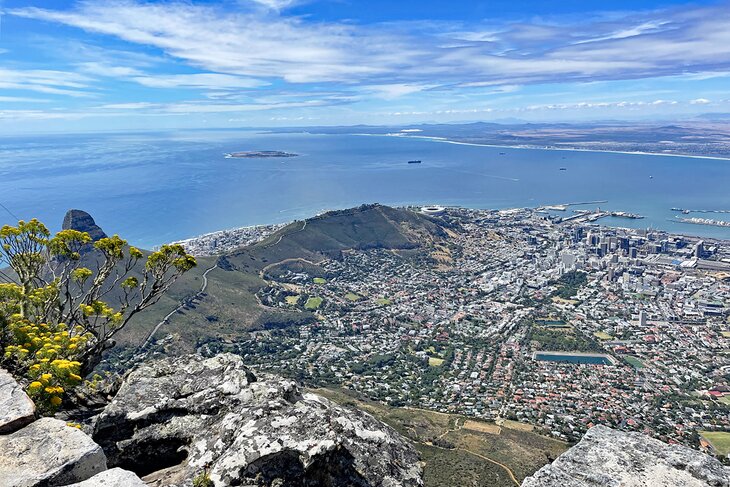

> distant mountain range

[{"left": 272, "top": 118, "right": 730, "bottom": 159}]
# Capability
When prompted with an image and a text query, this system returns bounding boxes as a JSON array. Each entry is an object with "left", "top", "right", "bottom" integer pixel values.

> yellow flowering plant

[
  {"left": 0, "top": 219, "right": 196, "bottom": 413},
  {"left": 3, "top": 318, "right": 90, "bottom": 412}
]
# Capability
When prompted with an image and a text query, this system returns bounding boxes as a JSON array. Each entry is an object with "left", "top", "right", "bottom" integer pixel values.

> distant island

[{"left": 225, "top": 151, "right": 299, "bottom": 159}]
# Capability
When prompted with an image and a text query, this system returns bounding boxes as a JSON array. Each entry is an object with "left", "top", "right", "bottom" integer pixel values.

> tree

[{"left": 0, "top": 219, "right": 196, "bottom": 411}]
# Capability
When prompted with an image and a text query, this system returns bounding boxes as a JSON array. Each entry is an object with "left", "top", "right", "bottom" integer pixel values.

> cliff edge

[
  {"left": 92, "top": 353, "right": 423, "bottom": 487},
  {"left": 522, "top": 425, "right": 730, "bottom": 487}
]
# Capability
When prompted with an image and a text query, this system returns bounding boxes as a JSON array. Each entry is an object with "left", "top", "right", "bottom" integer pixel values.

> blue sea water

[{"left": 1, "top": 129, "right": 730, "bottom": 248}]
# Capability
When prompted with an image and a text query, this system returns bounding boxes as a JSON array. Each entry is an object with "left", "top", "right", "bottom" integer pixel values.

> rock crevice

[{"left": 91, "top": 353, "right": 423, "bottom": 487}]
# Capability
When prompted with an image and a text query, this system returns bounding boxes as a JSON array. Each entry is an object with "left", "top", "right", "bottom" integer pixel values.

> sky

[{"left": 1, "top": 0, "right": 730, "bottom": 133}]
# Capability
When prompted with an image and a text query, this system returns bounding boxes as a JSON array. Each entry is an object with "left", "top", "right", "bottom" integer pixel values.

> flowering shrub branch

[{"left": 0, "top": 219, "right": 196, "bottom": 412}]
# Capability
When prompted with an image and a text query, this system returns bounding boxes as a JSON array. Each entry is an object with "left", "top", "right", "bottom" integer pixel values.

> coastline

[
  {"left": 349, "top": 132, "right": 730, "bottom": 162},
  {"left": 168, "top": 204, "right": 730, "bottom": 251}
]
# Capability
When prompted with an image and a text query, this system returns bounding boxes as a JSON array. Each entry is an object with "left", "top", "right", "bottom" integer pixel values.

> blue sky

[{"left": 1, "top": 0, "right": 729, "bottom": 133}]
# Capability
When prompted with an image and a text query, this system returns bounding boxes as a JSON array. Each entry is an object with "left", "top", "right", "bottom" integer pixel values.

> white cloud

[
  {"left": 690, "top": 98, "right": 711, "bottom": 105},
  {"left": 572, "top": 21, "right": 670, "bottom": 45},
  {"left": 77, "top": 62, "right": 143, "bottom": 77},
  {"left": 131, "top": 73, "right": 267, "bottom": 89},
  {"left": 97, "top": 102, "right": 156, "bottom": 110},
  {"left": 365, "top": 84, "right": 435, "bottom": 100},
  {"left": 0, "top": 68, "right": 94, "bottom": 97},
  {"left": 0, "top": 96, "right": 51, "bottom": 103},
  {"left": 246, "top": 0, "right": 302, "bottom": 10},
  {"left": 11, "top": 1, "right": 730, "bottom": 89}
]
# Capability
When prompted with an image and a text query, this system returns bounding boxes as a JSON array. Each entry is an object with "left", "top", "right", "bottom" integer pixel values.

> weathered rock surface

[
  {"left": 522, "top": 425, "right": 730, "bottom": 487},
  {"left": 64, "top": 467, "right": 146, "bottom": 487},
  {"left": 62, "top": 209, "right": 107, "bottom": 242},
  {"left": 93, "top": 353, "right": 423, "bottom": 487},
  {"left": 0, "top": 417, "right": 107, "bottom": 487},
  {"left": 0, "top": 368, "right": 35, "bottom": 434}
]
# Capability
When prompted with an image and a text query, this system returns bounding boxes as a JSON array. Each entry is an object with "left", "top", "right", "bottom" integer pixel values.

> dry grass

[
  {"left": 501, "top": 420, "right": 535, "bottom": 432},
  {"left": 463, "top": 420, "right": 502, "bottom": 435},
  {"left": 311, "top": 387, "right": 568, "bottom": 486}
]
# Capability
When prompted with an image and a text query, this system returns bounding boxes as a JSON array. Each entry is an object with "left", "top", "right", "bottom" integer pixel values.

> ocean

[{"left": 2, "top": 129, "right": 730, "bottom": 248}]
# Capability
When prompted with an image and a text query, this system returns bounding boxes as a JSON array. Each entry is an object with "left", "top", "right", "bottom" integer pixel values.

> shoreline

[
  {"left": 168, "top": 204, "right": 730, "bottom": 249},
  {"left": 350, "top": 132, "right": 730, "bottom": 162}
]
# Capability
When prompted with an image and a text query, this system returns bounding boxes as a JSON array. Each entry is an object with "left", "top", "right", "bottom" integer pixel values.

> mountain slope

[
  {"left": 111, "top": 204, "right": 449, "bottom": 359},
  {"left": 225, "top": 204, "right": 448, "bottom": 275}
]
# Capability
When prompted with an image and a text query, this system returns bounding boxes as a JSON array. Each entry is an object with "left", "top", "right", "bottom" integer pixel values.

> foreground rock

[
  {"left": 65, "top": 468, "right": 146, "bottom": 487},
  {"left": 522, "top": 425, "right": 730, "bottom": 487},
  {"left": 0, "top": 368, "right": 35, "bottom": 434},
  {"left": 93, "top": 353, "right": 423, "bottom": 487},
  {"left": 0, "top": 417, "right": 106, "bottom": 486}
]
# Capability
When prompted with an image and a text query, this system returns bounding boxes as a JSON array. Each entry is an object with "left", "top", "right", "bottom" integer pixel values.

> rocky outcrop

[
  {"left": 62, "top": 209, "right": 107, "bottom": 242},
  {"left": 0, "top": 368, "right": 144, "bottom": 486},
  {"left": 92, "top": 353, "right": 423, "bottom": 487},
  {"left": 0, "top": 417, "right": 107, "bottom": 487},
  {"left": 522, "top": 425, "right": 730, "bottom": 487},
  {"left": 0, "top": 368, "right": 35, "bottom": 434},
  {"left": 65, "top": 468, "right": 147, "bottom": 487}
]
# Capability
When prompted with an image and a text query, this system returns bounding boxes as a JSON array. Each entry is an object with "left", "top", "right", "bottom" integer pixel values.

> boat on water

[
  {"left": 499, "top": 152, "right": 506, "bottom": 155},
  {"left": 408, "top": 160, "right": 422, "bottom": 164},
  {"left": 559, "top": 167, "right": 567, "bottom": 171}
]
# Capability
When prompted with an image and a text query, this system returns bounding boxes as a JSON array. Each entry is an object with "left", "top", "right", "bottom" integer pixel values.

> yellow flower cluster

[
  {"left": 4, "top": 321, "right": 93, "bottom": 361},
  {"left": 3, "top": 319, "right": 90, "bottom": 413},
  {"left": 79, "top": 301, "right": 123, "bottom": 326}
]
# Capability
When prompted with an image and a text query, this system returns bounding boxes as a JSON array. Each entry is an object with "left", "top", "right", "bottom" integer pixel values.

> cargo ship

[{"left": 408, "top": 160, "right": 422, "bottom": 164}]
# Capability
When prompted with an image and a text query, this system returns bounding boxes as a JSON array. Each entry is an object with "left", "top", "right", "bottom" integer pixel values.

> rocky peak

[
  {"left": 62, "top": 209, "right": 107, "bottom": 242},
  {"left": 522, "top": 425, "right": 730, "bottom": 487},
  {"left": 91, "top": 353, "right": 423, "bottom": 487}
]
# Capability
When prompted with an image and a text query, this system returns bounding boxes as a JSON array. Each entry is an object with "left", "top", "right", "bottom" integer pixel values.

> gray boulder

[
  {"left": 522, "top": 425, "right": 730, "bottom": 487},
  {"left": 0, "top": 368, "right": 35, "bottom": 434},
  {"left": 64, "top": 468, "right": 146, "bottom": 486},
  {"left": 92, "top": 353, "right": 423, "bottom": 487},
  {"left": 0, "top": 417, "right": 106, "bottom": 487}
]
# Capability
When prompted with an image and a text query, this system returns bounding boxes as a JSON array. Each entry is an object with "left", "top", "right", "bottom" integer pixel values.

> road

[
  {"left": 141, "top": 264, "right": 217, "bottom": 348},
  {"left": 263, "top": 219, "right": 307, "bottom": 248}
]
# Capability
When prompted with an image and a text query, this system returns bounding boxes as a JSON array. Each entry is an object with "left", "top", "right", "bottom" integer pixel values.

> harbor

[
  {"left": 557, "top": 209, "right": 644, "bottom": 224},
  {"left": 671, "top": 208, "right": 730, "bottom": 214},
  {"left": 673, "top": 216, "right": 730, "bottom": 228}
]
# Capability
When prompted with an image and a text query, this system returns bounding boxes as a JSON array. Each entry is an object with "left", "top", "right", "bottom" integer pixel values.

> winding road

[{"left": 141, "top": 264, "right": 217, "bottom": 348}]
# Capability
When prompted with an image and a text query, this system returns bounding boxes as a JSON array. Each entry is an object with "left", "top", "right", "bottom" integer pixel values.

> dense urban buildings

[{"left": 198, "top": 207, "right": 730, "bottom": 456}]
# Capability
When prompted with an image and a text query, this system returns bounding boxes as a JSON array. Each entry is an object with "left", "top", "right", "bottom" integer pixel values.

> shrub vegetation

[{"left": 0, "top": 219, "right": 196, "bottom": 412}]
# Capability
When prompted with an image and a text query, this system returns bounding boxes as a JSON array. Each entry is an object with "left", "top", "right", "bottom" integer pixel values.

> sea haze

[{"left": 2, "top": 129, "right": 729, "bottom": 248}]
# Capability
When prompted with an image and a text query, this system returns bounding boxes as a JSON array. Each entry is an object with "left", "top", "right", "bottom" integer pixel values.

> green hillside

[
  {"left": 226, "top": 204, "right": 448, "bottom": 275},
  {"left": 2, "top": 205, "right": 448, "bottom": 367},
  {"left": 111, "top": 204, "right": 448, "bottom": 360}
]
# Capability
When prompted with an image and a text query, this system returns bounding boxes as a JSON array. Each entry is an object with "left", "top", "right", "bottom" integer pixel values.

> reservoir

[{"left": 534, "top": 351, "right": 614, "bottom": 365}]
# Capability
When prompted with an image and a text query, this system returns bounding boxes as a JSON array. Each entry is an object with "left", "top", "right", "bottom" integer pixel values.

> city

[{"left": 197, "top": 207, "right": 730, "bottom": 456}]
